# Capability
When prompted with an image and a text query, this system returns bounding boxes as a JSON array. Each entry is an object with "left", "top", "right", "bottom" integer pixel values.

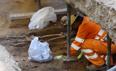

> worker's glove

[
  {"left": 77, "top": 51, "right": 84, "bottom": 60},
  {"left": 61, "top": 16, "right": 67, "bottom": 26},
  {"left": 61, "top": 15, "right": 76, "bottom": 26}
]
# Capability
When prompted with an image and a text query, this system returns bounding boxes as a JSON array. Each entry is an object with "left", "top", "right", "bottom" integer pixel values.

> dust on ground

[{"left": 0, "top": 0, "right": 87, "bottom": 71}]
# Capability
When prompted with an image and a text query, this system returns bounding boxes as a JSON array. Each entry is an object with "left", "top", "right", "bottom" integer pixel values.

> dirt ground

[
  {"left": 0, "top": 23, "right": 87, "bottom": 71},
  {"left": 0, "top": 0, "right": 87, "bottom": 71}
]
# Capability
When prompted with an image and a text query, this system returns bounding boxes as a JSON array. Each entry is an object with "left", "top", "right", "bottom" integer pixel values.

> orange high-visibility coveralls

[{"left": 71, "top": 16, "right": 116, "bottom": 66}]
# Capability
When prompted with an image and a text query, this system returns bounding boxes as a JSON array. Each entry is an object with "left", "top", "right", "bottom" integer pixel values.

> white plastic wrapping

[
  {"left": 28, "top": 7, "right": 57, "bottom": 30},
  {"left": 28, "top": 37, "right": 53, "bottom": 62}
]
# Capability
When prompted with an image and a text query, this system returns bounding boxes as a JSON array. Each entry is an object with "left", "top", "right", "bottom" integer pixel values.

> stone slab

[{"left": 0, "top": 45, "right": 21, "bottom": 71}]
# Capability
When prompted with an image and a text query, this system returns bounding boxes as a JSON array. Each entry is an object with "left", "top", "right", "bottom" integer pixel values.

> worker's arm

[{"left": 70, "top": 16, "right": 90, "bottom": 56}]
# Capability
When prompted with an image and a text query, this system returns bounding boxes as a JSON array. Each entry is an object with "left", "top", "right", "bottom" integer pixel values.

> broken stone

[{"left": 0, "top": 45, "right": 21, "bottom": 71}]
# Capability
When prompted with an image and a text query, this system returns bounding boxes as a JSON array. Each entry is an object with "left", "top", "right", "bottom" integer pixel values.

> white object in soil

[
  {"left": 28, "top": 37, "right": 53, "bottom": 62},
  {"left": 28, "top": 7, "right": 57, "bottom": 30}
]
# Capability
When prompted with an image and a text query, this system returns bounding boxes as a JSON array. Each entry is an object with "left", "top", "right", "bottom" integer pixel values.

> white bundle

[{"left": 28, "top": 7, "right": 57, "bottom": 30}]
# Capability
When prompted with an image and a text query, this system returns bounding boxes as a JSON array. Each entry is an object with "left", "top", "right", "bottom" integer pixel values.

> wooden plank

[
  {"left": 9, "top": 12, "right": 33, "bottom": 20},
  {"left": 9, "top": 8, "right": 67, "bottom": 20},
  {"left": 36, "top": 0, "right": 41, "bottom": 9},
  {"left": 55, "top": 8, "right": 67, "bottom": 14}
]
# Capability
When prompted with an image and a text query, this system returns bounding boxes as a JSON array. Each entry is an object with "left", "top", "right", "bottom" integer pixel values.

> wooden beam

[
  {"left": 35, "top": 0, "right": 41, "bottom": 9},
  {"left": 9, "top": 13, "right": 33, "bottom": 21},
  {"left": 55, "top": 8, "right": 67, "bottom": 15},
  {"left": 9, "top": 8, "right": 67, "bottom": 21}
]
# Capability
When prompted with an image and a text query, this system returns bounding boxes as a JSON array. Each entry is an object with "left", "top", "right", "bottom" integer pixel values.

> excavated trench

[
  {"left": 0, "top": 0, "right": 87, "bottom": 71},
  {"left": 0, "top": 23, "right": 87, "bottom": 71}
]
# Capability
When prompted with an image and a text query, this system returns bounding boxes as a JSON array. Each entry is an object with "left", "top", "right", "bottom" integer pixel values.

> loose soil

[
  {"left": 0, "top": 23, "right": 87, "bottom": 71},
  {"left": 0, "top": 0, "right": 87, "bottom": 71}
]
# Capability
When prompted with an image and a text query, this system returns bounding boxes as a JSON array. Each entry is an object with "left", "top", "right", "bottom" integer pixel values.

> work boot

[
  {"left": 86, "top": 64, "right": 98, "bottom": 71},
  {"left": 86, "top": 64, "right": 107, "bottom": 71}
]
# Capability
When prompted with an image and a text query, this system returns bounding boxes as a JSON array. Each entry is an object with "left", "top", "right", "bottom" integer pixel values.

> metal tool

[
  {"left": 63, "top": 2, "right": 84, "bottom": 62},
  {"left": 62, "top": 3, "right": 78, "bottom": 62},
  {"left": 106, "top": 33, "right": 112, "bottom": 69},
  {"left": 64, "top": 3, "right": 71, "bottom": 62}
]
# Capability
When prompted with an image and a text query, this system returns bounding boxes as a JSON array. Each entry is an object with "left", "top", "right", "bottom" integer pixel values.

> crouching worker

[{"left": 65, "top": 16, "right": 116, "bottom": 70}]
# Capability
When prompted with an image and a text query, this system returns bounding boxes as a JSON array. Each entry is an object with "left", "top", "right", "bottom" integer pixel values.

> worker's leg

[
  {"left": 81, "top": 39, "right": 116, "bottom": 66},
  {"left": 82, "top": 39, "right": 116, "bottom": 54},
  {"left": 85, "top": 54, "right": 105, "bottom": 66}
]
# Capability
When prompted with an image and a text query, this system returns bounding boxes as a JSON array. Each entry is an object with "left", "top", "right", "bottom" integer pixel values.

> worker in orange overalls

[{"left": 69, "top": 16, "right": 116, "bottom": 70}]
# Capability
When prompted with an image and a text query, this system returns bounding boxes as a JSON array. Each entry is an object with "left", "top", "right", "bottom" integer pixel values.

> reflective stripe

[
  {"left": 95, "top": 36, "right": 100, "bottom": 40},
  {"left": 105, "top": 56, "right": 107, "bottom": 61},
  {"left": 85, "top": 53, "right": 98, "bottom": 59},
  {"left": 102, "top": 34, "right": 107, "bottom": 41},
  {"left": 100, "top": 55, "right": 104, "bottom": 58},
  {"left": 98, "top": 29, "right": 105, "bottom": 36},
  {"left": 71, "top": 43, "right": 80, "bottom": 50},
  {"left": 75, "top": 37, "right": 84, "bottom": 43},
  {"left": 100, "top": 39, "right": 104, "bottom": 41},
  {"left": 95, "top": 29, "right": 106, "bottom": 40},
  {"left": 81, "top": 49, "right": 93, "bottom": 54},
  {"left": 105, "top": 56, "right": 107, "bottom": 64}
]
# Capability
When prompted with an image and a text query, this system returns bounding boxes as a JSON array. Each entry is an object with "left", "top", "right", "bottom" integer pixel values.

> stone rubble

[{"left": 0, "top": 45, "right": 21, "bottom": 71}]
